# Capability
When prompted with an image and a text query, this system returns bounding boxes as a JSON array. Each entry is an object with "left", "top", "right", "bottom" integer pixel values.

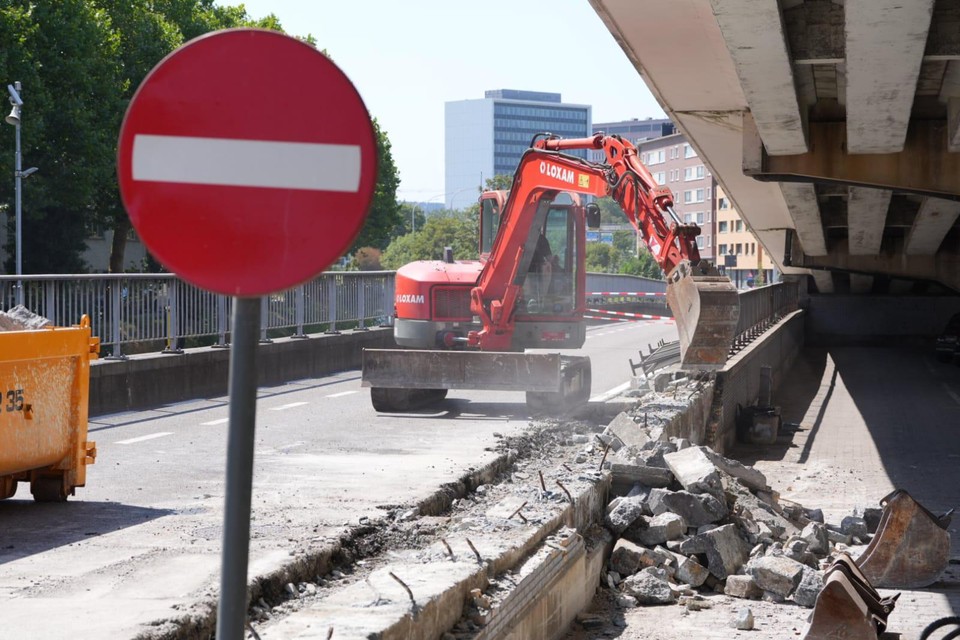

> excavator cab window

[
  {"left": 479, "top": 197, "right": 501, "bottom": 256},
  {"left": 521, "top": 204, "right": 577, "bottom": 316}
]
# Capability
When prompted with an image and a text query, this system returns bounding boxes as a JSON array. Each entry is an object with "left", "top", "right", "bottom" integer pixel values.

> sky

[{"left": 224, "top": 0, "right": 665, "bottom": 204}]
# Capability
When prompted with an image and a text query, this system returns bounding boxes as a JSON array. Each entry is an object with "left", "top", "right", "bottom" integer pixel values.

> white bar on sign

[{"left": 132, "top": 134, "right": 362, "bottom": 192}]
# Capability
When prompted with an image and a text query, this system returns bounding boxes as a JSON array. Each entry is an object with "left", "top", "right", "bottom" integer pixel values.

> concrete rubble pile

[
  {"left": 0, "top": 305, "right": 51, "bottom": 331},
  {"left": 596, "top": 408, "right": 881, "bottom": 612}
]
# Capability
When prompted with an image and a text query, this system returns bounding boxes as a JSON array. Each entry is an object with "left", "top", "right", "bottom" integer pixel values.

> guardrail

[
  {"left": 732, "top": 281, "right": 799, "bottom": 351},
  {"left": 0, "top": 271, "right": 794, "bottom": 362},
  {"left": 0, "top": 272, "right": 395, "bottom": 359}
]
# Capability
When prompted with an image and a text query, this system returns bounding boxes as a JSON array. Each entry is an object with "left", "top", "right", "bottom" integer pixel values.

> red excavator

[{"left": 361, "top": 133, "right": 739, "bottom": 412}]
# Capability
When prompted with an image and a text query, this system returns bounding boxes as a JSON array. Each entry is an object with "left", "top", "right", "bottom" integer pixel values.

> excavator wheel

[
  {"left": 526, "top": 356, "right": 591, "bottom": 415},
  {"left": 370, "top": 387, "right": 448, "bottom": 412}
]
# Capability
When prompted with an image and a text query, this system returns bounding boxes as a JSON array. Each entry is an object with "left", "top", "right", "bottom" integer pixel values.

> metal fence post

[
  {"left": 292, "top": 285, "right": 308, "bottom": 338},
  {"left": 259, "top": 295, "right": 273, "bottom": 343},
  {"left": 355, "top": 277, "right": 368, "bottom": 331},
  {"left": 163, "top": 279, "right": 184, "bottom": 354},
  {"left": 325, "top": 278, "right": 340, "bottom": 334},
  {"left": 214, "top": 294, "right": 230, "bottom": 348},
  {"left": 106, "top": 281, "right": 126, "bottom": 360}
]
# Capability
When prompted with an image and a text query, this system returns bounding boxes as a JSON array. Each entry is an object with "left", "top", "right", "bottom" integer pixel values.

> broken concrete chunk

[
  {"left": 0, "top": 305, "right": 51, "bottom": 331},
  {"left": 605, "top": 412, "right": 650, "bottom": 450},
  {"left": 701, "top": 524, "right": 750, "bottom": 579},
  {"left": 626, "top": 512, "right": 687, "bottom": 547},
  {"left": 670, "top": 551, "right": 709, "bottom": 587},
  {"left": 799, "top": 522, "right": 831, "bottom": 555},
  {"left": 648, "top": 488, "right": 727, "bottom": 527},
  {"left": 610, "top": 463, "right": 674, "bottom": 489},
  {"left": 610, "top": 539, "right": 658, "bottom": 575},
  {"left": 853, "top": 505, "right": 883, "bottom": 534},
  {"left": 840, "top": 515, "right": 869, "bottom": 538},
  {"left": 621, "top": 570, "right": 677, "bottom": 605},
  {"left": 792, "top": 566, "right": 823, "bottom": 608},
  {"left": 702, "top": 448, "right": 769, "bottom": 492},
  {"left": 663, "top": 447, "right": 725, "bottom": 500},
  {"left": 745, "top": 555, "right": 805, "bottom": 597},
  {"left": 605, "top": 496, "right": 646, "bottom": 535},
  {"left": 732, "top": 606, "right": 754, "bottom": 630},
  {"left": 724, "top": 574, "right": 763, "bottom": 599}
]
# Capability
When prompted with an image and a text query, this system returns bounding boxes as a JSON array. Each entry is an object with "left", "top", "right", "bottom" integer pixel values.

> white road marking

[
  {"left": 326, "top": 390, "right": 358, "bottom": 398},
  {"left": 115, "top": 432, "right": 174, "bottom": 445},
  {"left": 943, "top": 383, "right": 960, "bottom": 406},
  {"left": 270, "top": 402, "right": 309, "bottom": 411},
  {"left": 201, "top": 418, "right": 229, "bottom": 426},
  {"left": 132, "top": 135, "right": 361, "bottom": 192},
  {"left": 590, "top": 381, "right": 632, "bottom": 403}
]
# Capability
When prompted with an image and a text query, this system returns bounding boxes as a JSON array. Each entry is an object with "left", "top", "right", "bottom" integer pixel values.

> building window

[
  {"left": 706, "top": 212, "right": 711, "bottom": 222},
  {"left": 736, "top": 243, "right": 743, "bottom": 254},
  {"left": 683, "top": 143, "right": 697, "bottom": 158},
  {"left": 684, "top": 165, "right": 705, "bottom": 181},
  {"left": 718, "top": 196, "right": 729, "bottom": 210},
  {"left": 707, "top": 236, "right": 712, "bottom": 247},
  {"left": 696, "top": 236, "right": 704, "bottom": 249},
  {"left": 696, "top": 212, "right": 704, "bottom": 225},
  {"left": 719, "top": 243, "right": 727, "bottom": 255},
  {"left": 735, "top": 220, "right": 743, "bottom": 232},
  {"left": 653, "top": 171, "right": 666, "bottom": 184},
  {"left": 719, "top": 221, "right": 728, "bottom": 233},
  {"left": 684, "top": 213, "right": 694, "bottom": 224}
]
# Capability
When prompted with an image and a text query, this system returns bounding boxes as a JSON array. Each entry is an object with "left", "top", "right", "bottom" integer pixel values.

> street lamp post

[{"left": 5, "top": 81, "right": 36, "bottom": 307}]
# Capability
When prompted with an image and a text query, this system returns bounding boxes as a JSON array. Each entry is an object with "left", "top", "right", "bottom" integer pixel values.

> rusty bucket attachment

[
  {"left": 856, "top": 489, "right": 953, "bottom": 589},
  {"left": 665, "top": 260, "right": 739, "bottom": 371},
  {"left": 801, "top": 567, "right": 894, "bottom": 640}
]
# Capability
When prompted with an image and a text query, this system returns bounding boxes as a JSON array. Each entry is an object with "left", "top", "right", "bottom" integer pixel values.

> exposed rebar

[
  {"left": 509, "top": 501, "right": 529, "bottom": 523},
  {"left": 465, "top": 537, "right": 483, "bottom": 564},
  {"left": 556, "top": 480, "right": 573, "bottom": 503},
  {"left": 389, "top": 572, "right": 418, "bottom": 611},
  {"left": 538, "top": 470, "right": 546, "bottom": 492},
  {"left": 440, "top": 537, "right": 455, "bottom": 558}
]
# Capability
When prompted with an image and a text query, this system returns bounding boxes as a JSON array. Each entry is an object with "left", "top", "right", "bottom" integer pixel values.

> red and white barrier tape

[
  {"left": 587, "top": 291, "right": 666, "bottom": 297},
  {"left": 585, "top": 308, "right": 674, "bottom": 321}
]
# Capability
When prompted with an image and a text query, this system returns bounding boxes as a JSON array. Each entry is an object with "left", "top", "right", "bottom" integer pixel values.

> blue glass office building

[{"left": 445, "top": 90, "right": 591, "bottom": 210}]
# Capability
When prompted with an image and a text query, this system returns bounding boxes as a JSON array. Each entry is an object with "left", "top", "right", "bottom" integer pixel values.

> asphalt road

[{"left": 0, "top": 319, "right": 676, "bottom": 640}]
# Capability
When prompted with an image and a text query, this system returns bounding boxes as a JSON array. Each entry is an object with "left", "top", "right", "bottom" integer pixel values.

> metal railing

[
  {"left": 732, "top": 281, "right": 799, "bottom": 351},
  {"left": 0, "top": 271, "right": 395, "bottom": 359},
  {"left": 0, "top": 271, "right": 795, "bottom": 361}
]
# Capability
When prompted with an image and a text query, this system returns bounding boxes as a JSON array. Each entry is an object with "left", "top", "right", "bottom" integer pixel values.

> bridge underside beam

[
  {"left": 745, "top": 120, "right": 960, "bottom": 200},
  {"left": 906, "top": 198, "right": 960, "bottom": 256},
  {"left": 798, "top": 248, "right": 960, "bottom": 293}
]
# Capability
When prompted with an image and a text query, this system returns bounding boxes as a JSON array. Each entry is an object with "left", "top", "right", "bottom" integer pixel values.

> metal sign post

[
  {"left": 117, "top": 28, "right": 376, "bottom": 638},
  {"left": 218, "top": 296, "right": 260, "bottom": 638}
]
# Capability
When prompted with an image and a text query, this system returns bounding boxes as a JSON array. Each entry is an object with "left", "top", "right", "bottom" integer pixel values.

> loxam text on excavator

[{"left": 361, "top": 132, "right": 740, "bottom": 413}]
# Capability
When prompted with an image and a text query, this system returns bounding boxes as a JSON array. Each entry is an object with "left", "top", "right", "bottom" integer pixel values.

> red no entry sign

[{"left": 118, "top": 29, "right": 377, "bottom": 296}]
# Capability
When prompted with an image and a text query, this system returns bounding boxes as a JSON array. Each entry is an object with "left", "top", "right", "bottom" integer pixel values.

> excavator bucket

[
  {"left": 801, "top": 570, "right": 884, "bottom": 640},
  {"left": 665, "top": 261, "right": 740, "bottom": 370},
  {"left": 856, "top": 489, "right": 953, "bottom": 589}
]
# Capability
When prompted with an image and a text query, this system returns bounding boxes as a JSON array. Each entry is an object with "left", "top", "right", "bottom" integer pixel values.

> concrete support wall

[
  {"left": 707, "top": 311, "right": 805, "bottom": 453},
  {"left": 89, "top": 328, "right": 394, "bottom": 416}
]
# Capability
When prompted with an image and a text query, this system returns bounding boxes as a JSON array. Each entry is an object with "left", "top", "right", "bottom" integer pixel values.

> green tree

[
  {"left": 585, "top": 243, "right": 618, "bottom": 272},
  {"left": 0, "top": 0, "right": 123, "bottom": 273},
  {"left": 381, "top": 211, "right": 478, "bottom": 269},
  {"left": 484, "top": 173, "right": 513, "bottom": 192},
  {"left": 349, "top": 118, "right": 401, "bottom": 252}
]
